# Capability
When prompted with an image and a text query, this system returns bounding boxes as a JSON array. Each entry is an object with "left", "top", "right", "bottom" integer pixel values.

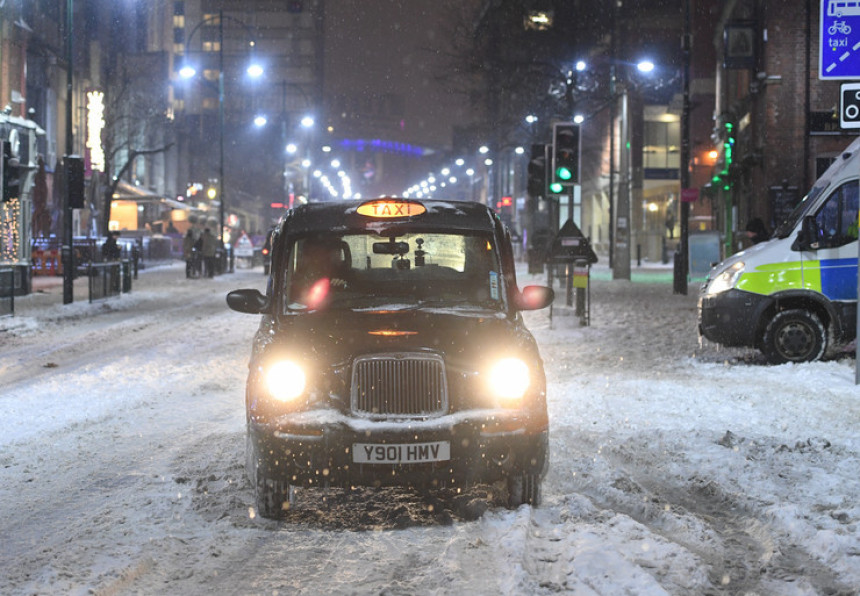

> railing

[
  {"left": 0, "top": 267, "right": 14, "bottom": 317},
  {"left": 88, "top": 260, "right": 132, "bottom": 302}
]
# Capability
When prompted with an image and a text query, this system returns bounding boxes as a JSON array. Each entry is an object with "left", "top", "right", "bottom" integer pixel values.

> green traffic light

[
  {"left": 556, "top": 166, "right": 573, "bottom": 181},
  {"left": 549, "top": 181, "right": 563, "bottom": 193}
]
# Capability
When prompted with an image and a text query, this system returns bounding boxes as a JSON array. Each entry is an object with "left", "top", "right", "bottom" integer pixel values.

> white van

[{"left": 699, "top": 136, "right": 859, "bottom": 364}]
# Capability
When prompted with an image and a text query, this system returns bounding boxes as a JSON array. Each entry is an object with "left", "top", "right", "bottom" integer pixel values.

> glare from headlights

[
  {"left": 705, "top": 261, "right": 744, "bottom": 295},
  {"left": 488, "top": 358, "right": 530, "bottom": 401},
  {"left": 264, "top": 360, "right": 307, "bottom": 402}
]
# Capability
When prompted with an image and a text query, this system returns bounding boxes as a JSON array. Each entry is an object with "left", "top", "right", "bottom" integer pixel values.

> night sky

[{"left": 323, "top": 0, "right": 477, "bottom": 151}]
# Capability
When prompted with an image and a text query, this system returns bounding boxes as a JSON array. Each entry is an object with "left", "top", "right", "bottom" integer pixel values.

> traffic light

[
  {"left": 2, "top": 141, "right": 20, "bottom": 202},
  {"left": 495, "top": 196, "right": 514, "bottom": 224},
  {"left": 710, "top": 122, "right": 735, "bottom": 192},
  {"left": 527, "top": 143, "right": 547, "bottom": 197},
  {"left": 551, "top": 122, "right": 581, "bottom": 193}
]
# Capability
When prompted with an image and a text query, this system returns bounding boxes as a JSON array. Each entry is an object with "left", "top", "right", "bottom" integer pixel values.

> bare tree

[
  {"left": 98, "top": 55, "right": 175, "bottom": 237},
  {"left": 433, "top": 0, "right": 613, "bottom": 147}
]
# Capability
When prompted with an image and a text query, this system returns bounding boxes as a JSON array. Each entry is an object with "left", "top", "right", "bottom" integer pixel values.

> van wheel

[{"left": 762, "top": 309, "right": 826, "bottom": 364}]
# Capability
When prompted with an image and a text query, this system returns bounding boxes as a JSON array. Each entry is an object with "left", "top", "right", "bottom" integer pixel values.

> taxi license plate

[{"left": 353, "top": 441, "right": 450, "bottom": 464}]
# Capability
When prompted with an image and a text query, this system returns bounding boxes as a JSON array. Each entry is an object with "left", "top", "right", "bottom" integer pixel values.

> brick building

[{"left": 709, "top": 0, "right": 855, "bottom": 258}]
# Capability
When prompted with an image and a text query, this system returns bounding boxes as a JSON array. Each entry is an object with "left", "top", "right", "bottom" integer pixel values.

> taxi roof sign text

[{"left": 357, "top": 200, "right": 426, "bottom": 218}]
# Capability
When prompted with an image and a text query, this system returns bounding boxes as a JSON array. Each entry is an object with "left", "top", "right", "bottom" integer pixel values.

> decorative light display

[{"left": 0, "top": 198, "right": 21, "bottom": 262}]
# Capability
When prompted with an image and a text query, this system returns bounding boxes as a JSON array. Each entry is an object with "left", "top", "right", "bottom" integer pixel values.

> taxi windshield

[{"left": 282, "top": 230, "right": 504, "bottom": 311}]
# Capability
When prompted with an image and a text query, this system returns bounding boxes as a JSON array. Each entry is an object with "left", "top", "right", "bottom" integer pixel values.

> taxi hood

[{"left": 266, "top": 307, "right": 537, "bottom": 364}]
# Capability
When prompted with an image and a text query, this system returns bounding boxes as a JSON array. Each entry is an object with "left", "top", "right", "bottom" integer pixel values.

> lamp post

[
  {"left": 298, "top": 115, "right": 315, "bottom": 202},
  {"left": 610, "top": 71, "right": 632, "bottom": 281},
  {"left": 255, "top": 81, "right": 314, "bottom": 208},
  {"left": 62, "top": 0, "right": 75, "bottom": 304},
  {"left": 674, "top": 0, "right": 692, "bottom": 295},
  {"left": 179, "top": 10, "right": 262, "bottom": 256},
  {"left": 610, "top": 62, "right": 654, "bottom": 281}
]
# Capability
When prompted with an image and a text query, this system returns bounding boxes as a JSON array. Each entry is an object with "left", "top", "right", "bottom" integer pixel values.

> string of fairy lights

[{"left": 0, "top": 198, "right": 21, "bottom": 262}]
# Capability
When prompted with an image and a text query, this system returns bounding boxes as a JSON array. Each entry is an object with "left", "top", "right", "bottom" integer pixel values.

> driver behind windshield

[{"left": 287, "top": 237, "right": 351, "bottom": 309}]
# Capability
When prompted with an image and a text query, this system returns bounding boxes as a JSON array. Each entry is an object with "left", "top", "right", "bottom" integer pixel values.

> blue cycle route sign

[{"left": 820, "top": 0, "right": 860, "bottom": 79}]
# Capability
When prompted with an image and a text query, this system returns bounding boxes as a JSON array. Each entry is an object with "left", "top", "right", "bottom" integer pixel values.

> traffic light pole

[
  {"left": 674, "top": 0, "right": 692, "bottom": 295},
  {"left": 62, "top": 0, "right": 75, "bottom": 304}
]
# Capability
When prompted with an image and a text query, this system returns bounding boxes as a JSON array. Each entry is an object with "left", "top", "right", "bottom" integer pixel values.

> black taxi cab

[{"left": 227, "top": 198, "right": 554, "bottom": 517}]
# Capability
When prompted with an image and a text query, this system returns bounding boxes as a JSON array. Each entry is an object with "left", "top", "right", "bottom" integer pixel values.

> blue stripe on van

[{"left": 820, "top": 258, "right": 858, "bottom": 301}]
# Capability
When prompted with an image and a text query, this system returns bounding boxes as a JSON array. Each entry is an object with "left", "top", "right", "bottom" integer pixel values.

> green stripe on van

[{"left": 735, "top": 260, "right": 821, "bottom": 295}]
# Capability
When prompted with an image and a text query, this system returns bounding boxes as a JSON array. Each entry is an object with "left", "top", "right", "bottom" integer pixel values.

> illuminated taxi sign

[{"left": 357, "top": 199, "right": 426, "bottom": 218}]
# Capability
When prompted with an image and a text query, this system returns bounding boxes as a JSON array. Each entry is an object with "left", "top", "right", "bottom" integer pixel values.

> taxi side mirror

[
  {"left": 226, "top": 288, "right": 270, "bottom": 314},
  {"left": 515, "top": 285, "right": 554, "bottom": 310}
]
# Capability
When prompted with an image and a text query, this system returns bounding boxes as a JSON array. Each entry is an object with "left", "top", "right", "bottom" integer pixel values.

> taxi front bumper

[{"left": 249, "top": 414, "right": 549, "bottom": 490}]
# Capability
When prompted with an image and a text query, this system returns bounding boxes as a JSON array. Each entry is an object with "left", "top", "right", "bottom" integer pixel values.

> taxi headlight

[
  {"left": 705, "top": 261, "right": 744, "bottom": 295},
  {"left": 487, "top": 357, "right": 531, "bottom": 402},
  {"left": 263, "top": 360, "right": 307, "bottom": 402}
]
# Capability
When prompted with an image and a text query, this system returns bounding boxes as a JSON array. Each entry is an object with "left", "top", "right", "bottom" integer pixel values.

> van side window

[{"left": 814, "top": 180, "right": 859, "bottom": 248}]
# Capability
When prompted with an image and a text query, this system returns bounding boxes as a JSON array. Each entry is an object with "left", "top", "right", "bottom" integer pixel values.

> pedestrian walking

[
  {"left": 102, "top": 231, "right": 122, "bottom": 261},
  {"left": 182, "top": 229, "right": 197, "bottom": 278},
  {"left": 200, "top": 228, "right": 218, "bottom": 278}
]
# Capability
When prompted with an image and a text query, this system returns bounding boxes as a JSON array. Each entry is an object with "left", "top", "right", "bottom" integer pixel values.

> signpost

[
  {"left": 840, "top": 82, "right": 860, "bottom": 128},
  {"left": 820, "top": 1, "right": 860, "bottom": 383},
  {"left": 820, "top": 0, "right": 860, "bottom": 80}
]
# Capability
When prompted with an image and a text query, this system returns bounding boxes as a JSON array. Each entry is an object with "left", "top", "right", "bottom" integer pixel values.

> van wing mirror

[
  {"left": 226, "top": 288, "right": 270, "bottom": 314},
  {"left": 793, "top": 216, "right": 820, "bottom": 251}
]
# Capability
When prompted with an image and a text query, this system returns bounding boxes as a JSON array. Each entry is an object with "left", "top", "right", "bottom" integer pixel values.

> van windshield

[{"left": 774, "top": 182, "right": 829, "bottom": 239}]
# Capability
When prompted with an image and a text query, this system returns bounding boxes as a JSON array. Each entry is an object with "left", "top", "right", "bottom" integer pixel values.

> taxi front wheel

[
  {"left": 762, "top": 308, "right": 827, "bottom": 364},
  {"left": 506, "top": 474, "right": 541, "bottom": 508},
  {"left": 255, "top": 476, "right": 299, "bottom": 518},
  {"left": 247, "top": 434, "right": 298, "bottom": 518}
]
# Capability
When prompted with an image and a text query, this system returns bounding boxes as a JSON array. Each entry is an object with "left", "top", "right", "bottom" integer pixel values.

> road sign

[
  {"left": 841, "top": 83, "right": 860, "bottom": 127},
  {"left": 820, "top": 0, "right": 860, "bottom": 79}
]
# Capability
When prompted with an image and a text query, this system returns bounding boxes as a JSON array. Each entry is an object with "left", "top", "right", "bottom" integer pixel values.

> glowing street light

[
  {"left": 180, "top": 10, "right": 262, "bottom": 254},
  {"left": 637, "top": 60, "right": 655, "bottom": 74}
]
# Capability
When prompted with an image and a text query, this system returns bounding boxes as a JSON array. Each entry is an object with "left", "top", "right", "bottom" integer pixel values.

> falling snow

[{"left": 1, "top": 262, "right": 858, "bottom": 595}]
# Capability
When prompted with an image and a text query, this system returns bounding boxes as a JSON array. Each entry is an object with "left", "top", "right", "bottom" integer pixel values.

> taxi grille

[{"left": 351, "top": 354, "right": 448, "bottom": 418}]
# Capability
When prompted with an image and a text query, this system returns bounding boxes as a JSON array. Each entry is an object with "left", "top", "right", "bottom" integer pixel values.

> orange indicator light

[{"left": 367, "top": 330, "right": 418, "bottom": 337}]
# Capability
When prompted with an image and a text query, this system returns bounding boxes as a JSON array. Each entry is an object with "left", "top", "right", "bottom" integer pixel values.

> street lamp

[
  {"left": 263, "top": 83, "right": 315, "bottom": 205},
  {"left": 609, "top": 58, "right": 659, "bottom": 281},
  {"left": 179, "top": 10, "right": 262, "bottom": 255}
]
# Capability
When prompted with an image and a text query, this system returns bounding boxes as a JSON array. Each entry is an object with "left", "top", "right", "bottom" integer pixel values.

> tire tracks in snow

[{"left": 561, "top": 432, "right": 857, "bottom": 595}]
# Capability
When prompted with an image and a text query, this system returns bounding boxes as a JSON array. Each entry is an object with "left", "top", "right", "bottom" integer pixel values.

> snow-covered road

[{"left": 1, "top": 262, "right": 858, "bottom": 595}]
